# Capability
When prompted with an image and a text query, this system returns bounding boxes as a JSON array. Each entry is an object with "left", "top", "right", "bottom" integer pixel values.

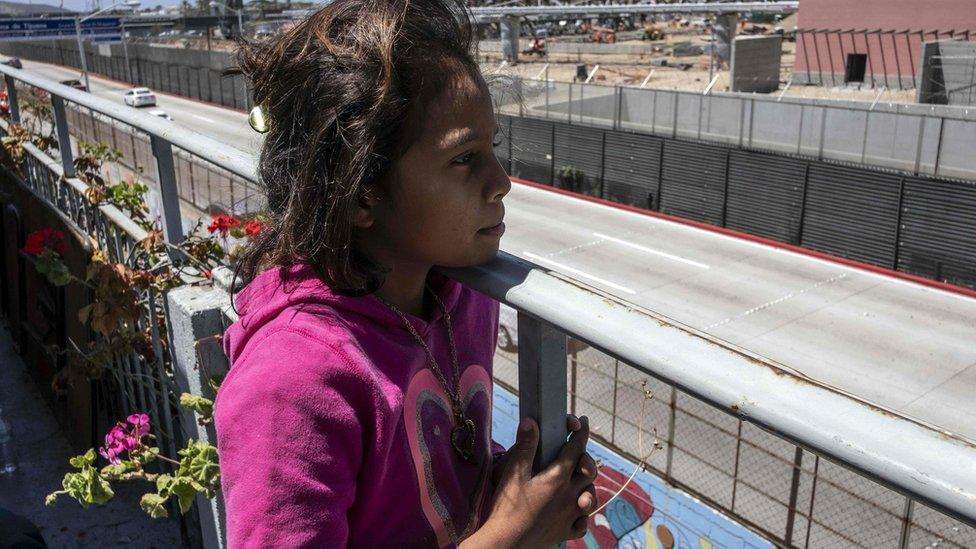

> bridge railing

[{"left": 1, "top": 64, "right": 974, "bottom": 548}]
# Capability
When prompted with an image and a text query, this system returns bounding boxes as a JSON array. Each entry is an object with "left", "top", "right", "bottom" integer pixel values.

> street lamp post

[
  {"left": 74, "top": 0, "right": 140, "bottom": 92},
  {"left": 210, "top": 1, "right": 244, "bottom": 40}
]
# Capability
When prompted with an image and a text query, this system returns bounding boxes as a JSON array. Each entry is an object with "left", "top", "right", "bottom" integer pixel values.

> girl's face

[{"left": 361, "top": 72, "right": 511, "bottom": 271}]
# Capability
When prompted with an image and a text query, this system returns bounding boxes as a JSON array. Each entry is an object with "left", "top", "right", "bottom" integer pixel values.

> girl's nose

[{"left": 487, "top": 157, "right": 512, "bottom": 202}]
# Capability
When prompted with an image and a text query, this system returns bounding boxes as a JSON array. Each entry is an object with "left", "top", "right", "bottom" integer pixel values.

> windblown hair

[{"left": 230, "top": 0, "right": 480, "bottom": 292}]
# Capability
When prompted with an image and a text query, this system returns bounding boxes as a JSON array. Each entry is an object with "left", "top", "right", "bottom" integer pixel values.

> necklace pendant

[{"left": 451, "top": 413, "right": 476, "bottom": 462}]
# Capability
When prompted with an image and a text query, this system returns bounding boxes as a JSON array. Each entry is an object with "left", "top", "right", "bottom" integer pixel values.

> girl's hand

[{"left": 468, "top": 415, "right": 599, "bottom": 547}]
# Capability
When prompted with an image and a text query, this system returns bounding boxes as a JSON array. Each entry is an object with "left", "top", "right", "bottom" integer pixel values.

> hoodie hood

[{"left": 224, "top": 263, "right": 463, "bottom": 365}]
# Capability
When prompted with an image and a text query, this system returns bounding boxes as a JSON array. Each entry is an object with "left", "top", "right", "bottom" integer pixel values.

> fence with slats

[{"left": 496, "top": 113, "right": 976, "bottom": 290}]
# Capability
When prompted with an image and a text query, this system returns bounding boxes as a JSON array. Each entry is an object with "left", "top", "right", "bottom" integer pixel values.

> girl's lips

[{"left": 478, "top": 221, "right": 506, "bottom": 237}]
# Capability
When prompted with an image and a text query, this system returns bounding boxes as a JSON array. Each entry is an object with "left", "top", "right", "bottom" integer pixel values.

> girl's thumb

[{"left": 510, "top": 417, "right": 540, "bottom": 478}]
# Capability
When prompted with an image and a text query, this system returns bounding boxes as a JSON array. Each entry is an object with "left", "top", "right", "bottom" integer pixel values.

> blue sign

[{"left": 0, "top": 17, "right": 122, "bottom": 43}]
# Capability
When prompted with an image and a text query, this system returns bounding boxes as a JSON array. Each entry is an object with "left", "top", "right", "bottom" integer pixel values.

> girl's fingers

[
  {"left": 570, "top": 515, "right": 589, "bottom": 539},
  {"left": 578, "top": 484, "right": 598, "bottom": 513},
  {"left": 566, "top": 414, "right": 582, "bottom": 433},
  {"left": 552, "top": 416, "right": 590, "bottom": 477},
  {"left": 509, "top": 417, "right": 540, "bottom": 480},
  {"left": 576, "top": 452, "right": 598, "bottom": 482}
]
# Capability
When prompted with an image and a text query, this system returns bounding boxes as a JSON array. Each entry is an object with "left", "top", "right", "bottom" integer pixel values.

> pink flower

[
  {"left": 97, "top": 414, "right": 152, "bottom": 464},
  {"left": 127, "top": 413, "right": 150, "bottom": 437}
]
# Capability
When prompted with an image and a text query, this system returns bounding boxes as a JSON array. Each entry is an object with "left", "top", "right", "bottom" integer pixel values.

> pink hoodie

[{"left": 215, "top": 264, "right": 502, "bottom": 547}]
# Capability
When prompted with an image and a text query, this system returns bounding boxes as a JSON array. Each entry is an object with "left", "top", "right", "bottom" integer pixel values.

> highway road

[{"left": 16, "top": 59, "right": 976, "bottom": 442}]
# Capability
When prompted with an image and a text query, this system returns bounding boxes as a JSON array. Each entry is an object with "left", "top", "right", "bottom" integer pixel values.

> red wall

[{"left": 794, "top": 0, "right": 976, "bottom": 83}]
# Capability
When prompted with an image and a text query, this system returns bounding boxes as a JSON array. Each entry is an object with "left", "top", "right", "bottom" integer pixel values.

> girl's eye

[{"left": 452, "top": 152, "right": 475, "bottom": 165}]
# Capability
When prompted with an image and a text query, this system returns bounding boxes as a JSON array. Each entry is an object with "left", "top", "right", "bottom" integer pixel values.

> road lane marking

[
  {"left": 704, "top": 273, "right": 849, "bottom": 331},
  {"left": 192, "top": 114, "right": 216, "bottom": 123},
  {"left": 592, "top": 232, "right": 710, "bottom": 269},
  {"left": 522, "top": 251, "right": 637, "bottom": 295}
]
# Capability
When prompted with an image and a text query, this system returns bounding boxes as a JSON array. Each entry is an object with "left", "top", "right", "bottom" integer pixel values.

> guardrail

[{"left": 1, "top": 64, "right": 973, "bottom": 546}]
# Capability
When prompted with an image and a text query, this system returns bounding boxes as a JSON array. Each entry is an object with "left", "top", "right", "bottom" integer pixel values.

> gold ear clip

[{"left": 248, "top": 104, "right": 269, "bottom": 133}]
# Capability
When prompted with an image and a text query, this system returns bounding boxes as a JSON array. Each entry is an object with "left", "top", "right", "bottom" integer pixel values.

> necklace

[{"left": 377, "top": 286, "right": 476, "bottom": 462}]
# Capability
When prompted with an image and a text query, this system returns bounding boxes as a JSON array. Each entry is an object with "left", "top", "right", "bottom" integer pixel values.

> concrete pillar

[
  {"left": 165, "top": 269, "right": 237, "bottom": 549},
  {"left": 713, "top": 12, "right": 738, "bottom": 65},
  {"left": 500, "top": 15, "right": 520, "bottom": 64}
]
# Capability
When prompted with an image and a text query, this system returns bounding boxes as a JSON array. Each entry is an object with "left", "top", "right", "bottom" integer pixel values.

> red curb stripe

[{"left": 510, "top": 176, "right": 976, "bottom": 300}]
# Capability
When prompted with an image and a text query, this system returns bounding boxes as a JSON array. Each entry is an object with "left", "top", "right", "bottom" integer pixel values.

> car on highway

[
  {"left": 2, "top": 58, "right": 22, "bottom": 69},
  {"left": 147, "top": 108, "right": 173, "bottom": 121},
  {"left": 123, "top": 87, "right": 157, "bottom": 108},
  {"left": 59, "top": 79, "right": 88, "bottom": 92}
]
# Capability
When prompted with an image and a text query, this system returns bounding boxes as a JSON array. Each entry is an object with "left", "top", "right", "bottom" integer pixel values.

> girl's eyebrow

[{"left": 441, "top": 126, "right": 501, "bottom": 151}]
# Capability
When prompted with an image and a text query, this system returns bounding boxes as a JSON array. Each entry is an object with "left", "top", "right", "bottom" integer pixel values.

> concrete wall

[
  {"left": 793, "top": 0, "right": 976, "bottom": 88},
  {"left": 479, "top": 39, "right": 658, "bottom": 57},
  {"left": 918, "top": 40, "right": 976, "bottom": 106},
  {"left": 730, "top": 35, "right": 782, "bottom": 93}
]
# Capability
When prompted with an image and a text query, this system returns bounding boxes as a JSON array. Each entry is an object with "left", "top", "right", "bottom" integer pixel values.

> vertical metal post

[
  {"left": 4, "top": 75, "right": 20, "bottom": 123},
  {"left": 74, "top": 16, "right": 91, "bottom": 93},
  {"left": 784, "top": 447, "right": 805, "bottom": 545},
  {"left": 876, "top": 31, "right": 890, "bottom": 89},
  {"left": 913, "top": 114, "right": 926, "bottom": 175},
  {"left": 664, "top": 386, "right": 677, "bottom": 481},
  {"left": 671, "top": 91, "right": 679, "bottom": 139},
  {"left": 150, "top": 136, "right": 185, "bottom": 245},
  {"left": 889, "top": 31, "right": 904, "bottom": 90},
  {"left": 609, "top": 359, "right": 619, "bottom": 443},
  {"left": 730, "top": 420, "right": 743, "bottom": 510},
  {"left": 860, "top": 111, "right": 871, "bottom": 164},
  {"left": 797, "top": 162, "right": 811, "bottom": 245},
  {"left": 898, "top": 499, "right": 915, "bottom": 549},
  {"left": 613, "top": 86, "right": 622, "bottom": 130},
  {"left": 817, "top": 106, "right": 828, "bottom": 159},
  {"left": 800, "top": 30, "right": 813, "bottom": 85},
  {"left": 516, "top": 312, "right": 567, "bottom": 472},
  {"left": 893, "top": 176, "right": 906, "bottom": 270},
  {"left": 747, "top": 97, "right": 756, "bottom": 148},
  {"left": 50, "top": 95, "right": 75, "bottom": 178},
  {"left": 824, "top": 30, "right": 837, "bottom": 86},
  {"left": 797, "top": 104, "right": 805, "bottom": 154},
  {"left": 121, "top": 20, "right": 132, "bottom": 83},
  {"left": 932, "top": 116, "right": 946, "bottom": 177},
  {"left": 567, "top": 83, "right": 573, "bottom": 125}
]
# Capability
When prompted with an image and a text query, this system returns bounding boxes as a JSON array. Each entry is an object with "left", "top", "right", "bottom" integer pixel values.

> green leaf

[
  {"left": 155, "top": 474, "right": 176, "bottom": 498},
  {"left": 207, "top": 374, "right": 225, "bottom": 394},
  {"left": 68, "top": 449, "right": 96, "bottom": 469},
  {"left": 137, "top": 446, "right": 160, "bottom": 465},
  {"left": 45, "top": 492, "right": 60, "bottom": 506},
  {"left": 60, "top": 465, "right": 114, "bottom": 507},
  {"left": 140, "top": 493, "right": 169, "bottom": 519},
  {"left": 169, "top": 476, "right": 199, "bottom": 514},
  {"left": 180, "top": 393, "right": 214, "bottom": 420},
  {"left": 177, "top": 439, "right": 220, "bottom": 496}
]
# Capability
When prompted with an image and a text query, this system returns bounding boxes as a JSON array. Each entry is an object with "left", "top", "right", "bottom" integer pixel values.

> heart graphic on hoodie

[{"left": 404, "top": 364, "right": 493, "bottom": 547}]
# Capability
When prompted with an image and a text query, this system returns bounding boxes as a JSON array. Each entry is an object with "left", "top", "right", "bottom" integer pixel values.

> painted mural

[{"left": 491, "top": 386, "right": 772, "bottom": 549}]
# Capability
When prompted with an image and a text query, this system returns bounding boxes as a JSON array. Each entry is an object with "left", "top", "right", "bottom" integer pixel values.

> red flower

[
  {"left": 243, "top": 220, "right": 264, "bottom": 237},
  {"left": 24, "top": 228, "right": 67, "bottom": 257},
  {"left": 207, "top": 214, "right": 240, "bottom": 235},
  {"left": 0, "top": 91, "right": 8, "bottom": 101}
]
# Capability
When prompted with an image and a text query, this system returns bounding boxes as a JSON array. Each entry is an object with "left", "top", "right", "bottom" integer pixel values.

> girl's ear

[{"left": 353, "top": 183, "right": 379, "bottom": 229}]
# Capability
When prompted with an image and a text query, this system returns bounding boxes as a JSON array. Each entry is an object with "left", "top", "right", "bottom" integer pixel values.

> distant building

[{"left": 793, "top": 0, "right": 976, "bottom": 90}]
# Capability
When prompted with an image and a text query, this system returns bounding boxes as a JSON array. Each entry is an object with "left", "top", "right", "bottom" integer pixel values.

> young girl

[{"left": 214, "top": 0, "right": 598, "bottom": 546}]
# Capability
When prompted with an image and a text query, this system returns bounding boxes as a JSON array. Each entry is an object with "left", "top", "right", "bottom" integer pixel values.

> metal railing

[
  {"left": 1, "top": 64, "right": 974, "bottom": 547},
  {"left": 496, "top": 77, "right": 976, "bottom": 181}
]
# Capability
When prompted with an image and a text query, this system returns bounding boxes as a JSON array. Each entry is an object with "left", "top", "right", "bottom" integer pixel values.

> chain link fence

[{"left": 493, "top": 312, "right": 976, "bottom": 548}]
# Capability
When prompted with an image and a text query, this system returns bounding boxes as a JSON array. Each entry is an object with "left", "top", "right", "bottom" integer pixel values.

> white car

[
  {"left": 124, "top": 88, "right": 156, "bottom": 107},
  {"left": 147, "top": 109, "right": 173, "bottom": 121}
]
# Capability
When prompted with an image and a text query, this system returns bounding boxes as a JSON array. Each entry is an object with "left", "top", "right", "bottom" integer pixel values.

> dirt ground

[{"left": 152, "top": 28, "right": 918, "bottom": 105}]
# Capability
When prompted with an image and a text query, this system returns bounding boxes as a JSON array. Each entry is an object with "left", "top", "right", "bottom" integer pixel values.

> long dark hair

[{"left": 229, "top": 0, "right": 480, "bottom": 292}]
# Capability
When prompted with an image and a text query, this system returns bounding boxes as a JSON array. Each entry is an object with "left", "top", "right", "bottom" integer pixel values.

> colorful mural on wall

[{"left": 491, "top": 386, "right": 772, "bottom": 549}]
